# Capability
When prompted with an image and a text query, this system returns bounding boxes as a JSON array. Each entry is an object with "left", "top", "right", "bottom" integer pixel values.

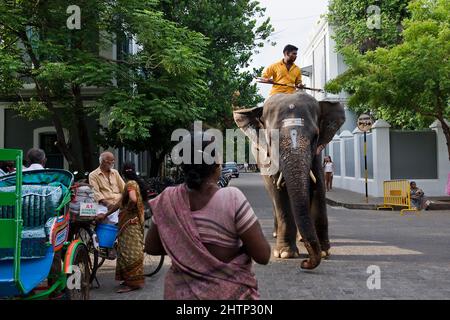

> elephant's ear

[
  {"left": 233, "top": 107, "right": 264, "bottom": 131},
  {"left": 317, "top": 101, "right": 345, "bottom": 147}
]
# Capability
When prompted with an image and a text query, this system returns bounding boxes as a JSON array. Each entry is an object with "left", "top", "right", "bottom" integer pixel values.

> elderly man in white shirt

[{"left": 23, "top": 148, "right": 46, "bottom": 171}]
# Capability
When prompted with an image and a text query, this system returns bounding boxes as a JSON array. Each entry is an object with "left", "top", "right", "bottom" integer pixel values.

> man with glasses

[{"left": 89, "top": 151, "right": 125, "bottom": 224}]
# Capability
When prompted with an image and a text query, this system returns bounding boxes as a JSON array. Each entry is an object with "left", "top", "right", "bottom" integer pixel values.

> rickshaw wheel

[{"left": 65, "top": 245, "right": 90, "bottom": 300}]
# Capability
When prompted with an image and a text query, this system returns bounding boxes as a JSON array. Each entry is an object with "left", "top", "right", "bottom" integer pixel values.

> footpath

[{"left": 326, "top": 187, "right": 450, "bottom": 211}]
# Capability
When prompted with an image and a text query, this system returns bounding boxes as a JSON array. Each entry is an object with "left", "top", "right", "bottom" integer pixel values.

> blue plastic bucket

[{"left": 95, "top": 224, "right": 118, "bottom": 248}]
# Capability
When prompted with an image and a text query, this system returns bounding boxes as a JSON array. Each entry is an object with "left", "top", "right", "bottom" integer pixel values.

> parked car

[{"left": 222, "top": 161, "right": 239, "bottom": 178}]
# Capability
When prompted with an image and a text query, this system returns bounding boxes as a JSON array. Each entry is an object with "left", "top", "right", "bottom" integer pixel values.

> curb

[
  {"left": 326, "top": 197, "right": 377, "bottom": 210},
  {"left": 326, "top": 197, "right": 450, "bottom": 211}
]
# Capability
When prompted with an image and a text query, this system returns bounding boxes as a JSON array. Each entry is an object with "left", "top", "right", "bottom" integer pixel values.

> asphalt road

[{"left": 91, "top": 173, "right": 450, "bottom": 300}]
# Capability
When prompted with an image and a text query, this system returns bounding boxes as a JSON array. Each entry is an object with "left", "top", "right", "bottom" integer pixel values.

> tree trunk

[
  {"left": 72, "top": 84, "right": 94, "bottom": 171},
  {"left": 437, "top": 116, "right": 450, "bottom": 162},
  {"left": 149, "top": 150, "right": 164, "bottom": 177},
  {"left": 19, "top": 31, "right": 81, "bottom": 170}
]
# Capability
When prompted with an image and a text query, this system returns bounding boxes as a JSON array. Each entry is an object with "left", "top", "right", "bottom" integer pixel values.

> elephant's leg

[
  {"left": 262, "top": 175, "right": 298, "bottom": 258},
  {"left": 310, "top": 156, "right": 331, "bottom": 257},
  {"left": 261, "top": 175, "right": 278, "bottom": 238}
]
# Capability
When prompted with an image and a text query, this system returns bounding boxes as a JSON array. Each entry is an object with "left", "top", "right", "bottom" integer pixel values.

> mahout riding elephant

[{"left": 233, "top": 92, "right": 345, "bottom": 269}]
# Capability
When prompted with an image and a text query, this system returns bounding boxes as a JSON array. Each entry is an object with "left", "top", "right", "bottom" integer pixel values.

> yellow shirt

[
  {"left": 88, "top": 167, "right": 125, "bottom": 204},
  {"left": 262, "top": 59, "right": 302, "bottom": 96}
]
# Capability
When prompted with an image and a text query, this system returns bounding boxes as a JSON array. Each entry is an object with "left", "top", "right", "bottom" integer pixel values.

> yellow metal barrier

[{"left": 377, "top": 180, "right": 418, "bottom": 215}]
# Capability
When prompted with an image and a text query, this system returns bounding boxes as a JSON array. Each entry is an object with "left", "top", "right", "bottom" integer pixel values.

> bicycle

[{"left": 69, "top": 200, "right": 164, "bottom": 288}]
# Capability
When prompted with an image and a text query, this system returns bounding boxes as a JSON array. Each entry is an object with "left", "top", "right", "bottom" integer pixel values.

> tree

[
  {"left": 0, "top": 0, "right": 210, "bottom": 173},
  {"left": 328, "top": 0, "right": 410, "bottom": 52},
  {"left": 0, "top": 0, "right": 111, "bottom": 171},
  {"left": 326, "top": 0, "right": 450, "bottom": 160},
  {"left": 157, "top": 0, "right": 273, "bottom": 129},
  {"left": 95, "top": 1, "right": 211, "bottom": 176}
]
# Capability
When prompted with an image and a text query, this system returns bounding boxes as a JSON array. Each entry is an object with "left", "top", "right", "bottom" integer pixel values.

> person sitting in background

[
  {"left": 23, "top": 148, "right": 46, "bottom": 171},
  {"left": 145, "top": 131, "right": 270, "bottom": 300},
  {"left": 89, "top": 151, "right": 125, "bottom": 224},
  {"left": 410, "top": 181, "right": 431, "bottom": 210}
]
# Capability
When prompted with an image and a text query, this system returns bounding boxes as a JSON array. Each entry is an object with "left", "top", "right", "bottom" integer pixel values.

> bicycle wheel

[
  {"left": 65, "top": 244, "right": 90, "bottom": 300},
  {"left": 143, "top": 216, "right": 164, "bottom": 277},
  {"left": 77, "top": 225, "right": 100, "bottom": 285}
]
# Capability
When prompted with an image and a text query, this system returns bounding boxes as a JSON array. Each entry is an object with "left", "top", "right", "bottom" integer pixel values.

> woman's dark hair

[
  {"left": 181, "top": 131, "right": 220, "bottom": 190},
  {"left": 121, "top": 162, "right": 152, "bottom": 201}
]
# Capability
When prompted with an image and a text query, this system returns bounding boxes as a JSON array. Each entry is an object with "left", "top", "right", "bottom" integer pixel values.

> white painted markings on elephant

[
  {"left": 282, "top": 118, "right": 304, "bottom": 127},
  {"left": 290, "top": 130, "right": 298, "bottom": 149},
  {"left": 283, "top": 118, "right": 304, "bottom": 150}
]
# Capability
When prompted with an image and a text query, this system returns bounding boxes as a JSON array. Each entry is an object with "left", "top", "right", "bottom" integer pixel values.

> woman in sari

[
  {"left": 145, "top": 131, "right": 270, "bottom": 300},
  {"left": 98, "top": 180, "right": 145, "bottom": 293}
]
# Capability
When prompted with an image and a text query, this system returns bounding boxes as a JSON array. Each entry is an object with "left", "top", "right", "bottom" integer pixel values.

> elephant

[{"left": 233, "top": 92, "right": 345, "bottom": 269}]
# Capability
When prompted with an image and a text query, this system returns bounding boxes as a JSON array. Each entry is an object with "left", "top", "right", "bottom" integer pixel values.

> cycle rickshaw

[
  {"left": 0, "top": 149, "right": 90, "bottom": 300},
  {"left": 69, "top": 181, "right": 165, "bottom": 288}
]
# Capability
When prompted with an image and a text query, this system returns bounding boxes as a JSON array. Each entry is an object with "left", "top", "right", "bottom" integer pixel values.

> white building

[
  {"left": 300, "top": 18, "right": 357, "bottom": 134},
  {"left": 300, "top": 19, "right": 449, "bottom": 197},
  {"left": 0, "top": 33, "right": 150, "bottom": 175}
]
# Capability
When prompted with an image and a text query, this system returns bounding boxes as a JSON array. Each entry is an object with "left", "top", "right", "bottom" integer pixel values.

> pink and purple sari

[{"left": 149, "top": 185, "right": 259, "bottom": 300}]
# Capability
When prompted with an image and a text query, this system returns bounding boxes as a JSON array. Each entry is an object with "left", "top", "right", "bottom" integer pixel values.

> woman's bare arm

[
  {"left": 239, "top": 221, "right": 271, "bottom": 265},
  {"left": 128, "top": 189, "right": 137, "bottom": 203}
]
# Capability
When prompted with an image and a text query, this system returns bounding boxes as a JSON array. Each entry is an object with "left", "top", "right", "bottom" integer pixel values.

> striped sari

[{"left": 149, "top": 184, "right": 259, "bottom": 300}]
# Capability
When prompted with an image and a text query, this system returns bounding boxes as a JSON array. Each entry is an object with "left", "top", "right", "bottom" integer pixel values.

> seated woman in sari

[
  {"left": 97, "top": 180, "right": 145, "bottom": 293},
  {"left": 410, "top": 181, "right": 430, "bottom": 210},
  {"left": 145, "top": 131, "right": 270, "bottom": 300}
]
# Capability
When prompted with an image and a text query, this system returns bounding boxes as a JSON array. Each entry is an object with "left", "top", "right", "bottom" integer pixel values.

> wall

[
  {"left": 390, "top": 130, "right": 437, "bottom": 179},
  {"left": 0, "top": 104, "right": 99, "bottom": 170},
  {"left": 326, "top": 119, "right": 449, "bottom": 197}
]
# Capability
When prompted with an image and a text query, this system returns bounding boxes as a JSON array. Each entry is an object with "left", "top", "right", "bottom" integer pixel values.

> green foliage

[
  {"left": 328, "top": 0, "right": 410, "bottom": 52},
  {"left": 12, "top": 99, "right": 51, "bottom": 120},
  {"left": 95, "top": 3, "right": 211, "bottom": 155},
  {"left": 0, "top": 0, "right": 272, "bottom": 171},
  {"left": 326, "top": 0, "right": 450, "bottom": 132},
  {"left": 157, "top": 0, "right": 273, "bottom": 128}
]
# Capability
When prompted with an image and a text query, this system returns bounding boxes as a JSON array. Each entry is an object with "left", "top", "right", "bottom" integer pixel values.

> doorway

[{"left": 39, "top": 132, "right": 64, "bottom": 169}]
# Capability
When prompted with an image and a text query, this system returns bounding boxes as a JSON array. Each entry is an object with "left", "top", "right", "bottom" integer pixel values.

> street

[{"left": 91, "top": 173, "right": 450, "bottom": 300}]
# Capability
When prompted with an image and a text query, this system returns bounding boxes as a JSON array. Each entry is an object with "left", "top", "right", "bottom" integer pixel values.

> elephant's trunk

[{"left": 280, "top": 134, "right": 321, "bottom": 270}]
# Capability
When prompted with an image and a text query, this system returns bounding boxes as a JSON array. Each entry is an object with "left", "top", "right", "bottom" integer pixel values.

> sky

[{"left": 249, "top": 0, "right": 329, "bottom": 98}]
